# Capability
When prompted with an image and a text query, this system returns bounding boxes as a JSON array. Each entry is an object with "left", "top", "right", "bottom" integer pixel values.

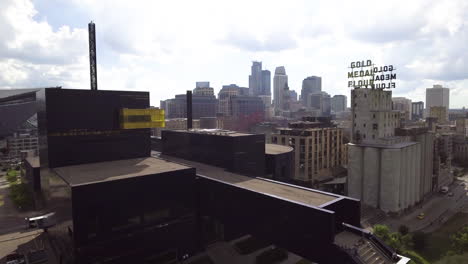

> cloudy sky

[{"left": 1, "top": 0, "right": 467, "bottom": 107}]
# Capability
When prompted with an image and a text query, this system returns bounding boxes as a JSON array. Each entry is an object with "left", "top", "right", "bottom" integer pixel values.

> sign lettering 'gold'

[{"left": 347, "top": 59, "right": 397, "bottom": 89}]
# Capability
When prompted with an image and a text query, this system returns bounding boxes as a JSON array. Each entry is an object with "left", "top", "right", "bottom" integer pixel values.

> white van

[{"left": 25, "top": 212, "right": 56, "bottom": 229}]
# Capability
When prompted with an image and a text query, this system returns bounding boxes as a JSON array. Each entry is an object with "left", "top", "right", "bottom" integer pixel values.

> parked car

[
  {"left": 417, "top": 213, "right": 425, "bottom": 220},
  {"left": 439, "top": 186, "right": 449, "bottom": 194},
  {"left": 448, "top": 192, "right": 454, "bottom": 197}
]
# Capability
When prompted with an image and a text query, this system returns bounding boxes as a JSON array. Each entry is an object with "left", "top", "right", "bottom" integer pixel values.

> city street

[
  {"left": 0, "top": 173, "right": 28, "bottom": 235},
  {"left": 384, "top": 173, "right": 468, "bottom": 233}
]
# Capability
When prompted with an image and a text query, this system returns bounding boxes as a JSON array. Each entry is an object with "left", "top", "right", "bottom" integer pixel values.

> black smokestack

[
  {"left": 88, "top": 21, "right": 98, "bottom": 90},
  {"left": 187, "top": 90, "right": 192, "bottom": 129}
]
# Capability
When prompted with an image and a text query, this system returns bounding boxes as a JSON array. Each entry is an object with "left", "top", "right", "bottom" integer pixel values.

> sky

[{"left": 0, "top": 0, "right": 467, "bottom": 108}]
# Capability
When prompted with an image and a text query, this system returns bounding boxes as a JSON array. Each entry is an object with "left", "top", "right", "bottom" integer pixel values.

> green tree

[
  {"left": 434, "top": 253, "right": 468, "bottom": 264},
  {"left": 450, "top": 225, "right": 468, "bottom": 254},
  {"left": 373, "top": 224, "right": 391, "bottom": 241}
]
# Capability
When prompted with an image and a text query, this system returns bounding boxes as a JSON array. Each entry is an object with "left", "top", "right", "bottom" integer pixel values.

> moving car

[
  {"left": 25, "top": 212, "right": 56, "bottom": 229},
  {"left": 417, "top": 212, "right": 425, "bottom": 220}
]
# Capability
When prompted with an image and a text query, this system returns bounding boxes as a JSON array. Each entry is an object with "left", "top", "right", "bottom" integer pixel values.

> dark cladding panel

[
  {"left": 47, "top": 129, "right": 150, "bottom": 168},
  {"left": 70, "top": 166, "right": 198, "bottom": 259},
  {"left": 45, "top": 89, "right": 149, "bottom": 131},
  {"left": 42, "top": 88, "right": 151, "bottom": 168},
  {"left": 197, "top": 176, "right": 336, "bottom": 263},
  {"left": 322, "top": 197, "right": 361, "bottom": 232},
  {"left": 162, "top": 130, "right": 265, "bottom": 176}
]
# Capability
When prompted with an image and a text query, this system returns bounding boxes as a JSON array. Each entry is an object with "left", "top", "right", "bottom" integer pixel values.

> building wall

[
  {"left": 347, "top": 143, "right": 421, "bottom": 213},
  {"left": 426, "top": 85, "right": 450, "bottom": 111},
  {"left": 270, "top": 127, "right": 345, "bottom": 185},
  {"left": 351, "top": 88, "right": 399, "bottom": 144},
  {"left": 38, "top": 88, "right": 151, "bottom": 168},
  {"left": 331, "top": 95, "right": 347, "bottom": 113},
  {"left": 265, "top": 149, "right": 294, "bottom": 180},
  {"left": 4, "top": 130, "right": 38, "bottom": 162},
  {"left": 430, "top": 106, "right": 448, "bottom": 124},
  {"left": 162, "top": 131, "right": 265, "bottom": 177}
]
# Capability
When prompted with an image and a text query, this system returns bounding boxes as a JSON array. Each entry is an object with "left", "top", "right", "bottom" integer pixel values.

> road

[
  {"left": 384, "top": 173, "right": 468, "bottom": 232},
  {"left": 0, "top": 173, "right": 28, "bottom": 234}
]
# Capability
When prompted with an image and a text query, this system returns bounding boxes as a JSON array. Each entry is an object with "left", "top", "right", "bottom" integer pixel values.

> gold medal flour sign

[{"left": 347, "top": 60, "right": 396, "bottom": 89}]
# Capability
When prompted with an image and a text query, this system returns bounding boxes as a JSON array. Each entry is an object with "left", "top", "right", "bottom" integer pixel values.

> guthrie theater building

[{"left": 25, "top": 88, "right": 405, "bottom": 264}]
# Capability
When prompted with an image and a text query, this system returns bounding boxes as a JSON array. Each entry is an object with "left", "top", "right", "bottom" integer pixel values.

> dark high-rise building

[
  {"left": 289, "top": 90, "right": 298, "bottom": 102},
  {"left": 412, "top": 101, "right": 424, "bottom": 120},
  {"left": 162, "top": 94, "right": 217, "bottom": 119},
  {"left": 249, "top": 61, "right": 271, "bottom": 96},
  {"left": 262, "top": 70, "right": 271, "bottom": 96},
  {"left": 301, "top": 76, "right": 322, "bottom": 106},
  {"left": 230, "top": 95, "right": 265, "bottom": 119}
]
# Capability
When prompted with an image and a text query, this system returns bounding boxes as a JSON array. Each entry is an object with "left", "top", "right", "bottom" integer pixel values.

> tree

[
  {"left": 413, "top": 231, "right": 427, "bottom": 251},
  {"left": 399, "top": 225, "right": 409, "bottom": 236},
  {"left": 450, "top": 225, "right": 468, "bottom": 254},
  {"left": 373, "top": 224, "right": 391, "bottom": 241},
  {"left": 434, "top": 253, "right": 468, "bottom": 264}
]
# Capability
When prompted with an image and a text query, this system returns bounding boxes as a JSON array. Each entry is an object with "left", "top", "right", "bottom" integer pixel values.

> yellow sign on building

[{"left": 120, "top": 108, "right": 165, "bottom": 129}]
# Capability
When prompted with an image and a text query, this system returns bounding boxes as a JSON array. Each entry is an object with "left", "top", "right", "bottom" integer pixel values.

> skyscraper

[
  {"left": 426, "top": 84, "right": 450, "bottom": 117},
  {"left": 248, "top": 62, "right": 271, "bottom": 97},
  {"left": 301, "top": 76, "right": 322, "bottom": 106},
  {"left": 262, "top": 70, "right": 271, "bottom": 96},
  {"left": 249, "top": 61, "right": 262, "bottom": 96},
  {"left": 273, "top": 66, "right": 289, "bottom": 112},
  {"left": 331, "top": 95, "right": 347, "bottom": 113},
  {"left": 411, "top": 101, "right": 424, "bottom": 120}
]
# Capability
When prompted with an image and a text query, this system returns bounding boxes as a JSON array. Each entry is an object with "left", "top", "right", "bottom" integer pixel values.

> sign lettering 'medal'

[{"left": 347, "top": 59, "right": 397, "bottom": 89}]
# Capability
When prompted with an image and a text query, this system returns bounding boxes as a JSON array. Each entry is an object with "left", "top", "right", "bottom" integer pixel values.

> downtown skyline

[{"left": 0, "top": 0, "right": 468, "bottom": 108}]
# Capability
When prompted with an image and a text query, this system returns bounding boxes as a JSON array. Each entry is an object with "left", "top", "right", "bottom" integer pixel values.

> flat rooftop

[
  {"left": 167, "top": 129, "right": 252, "bottom": 137},
  {"left": 25, "top": 156, "right": 40, "bottom": 168},
  {"left": 54, "top": 157, "right": 191, "bottom": 186},
  {"left": 155, "top": 152, "right": 339, "bottom": 207},
  {"left": 265, "top": 144, "right": 293, "bottom": 155}
]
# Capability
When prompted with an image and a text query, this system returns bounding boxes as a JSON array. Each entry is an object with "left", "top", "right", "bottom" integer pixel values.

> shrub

[{"left": 6, "top": 171, "right": 18, "bottom": 183}]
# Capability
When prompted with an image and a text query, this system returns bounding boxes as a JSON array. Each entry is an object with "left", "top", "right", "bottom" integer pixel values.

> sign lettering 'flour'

[{"left": 347, "top": 60, "right": 396, "bottom": 89}]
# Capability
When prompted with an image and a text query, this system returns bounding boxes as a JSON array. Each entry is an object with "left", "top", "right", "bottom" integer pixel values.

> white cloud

[{"left": 0, "top": 0, "right": 467, "bottom": 108}]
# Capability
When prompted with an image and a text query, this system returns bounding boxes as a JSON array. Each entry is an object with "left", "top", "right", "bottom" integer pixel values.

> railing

[{"left": 342, "top": 223, "right": 400, "bottom": 262}]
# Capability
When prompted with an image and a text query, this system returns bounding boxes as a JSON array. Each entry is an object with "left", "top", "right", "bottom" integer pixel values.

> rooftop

[
  {"left": 155, "top": 152, "right": 339, "bottom": 207},
  {"left": 54, "top": 157, "right": 191, "bottom": 186},
  {"left": 167, "top": 129, "right": 252, "bottom": 137},
  {"left": 265, "top": 144, "right": 293, "bottom": 155},
  {"left": 25, "top": 156, "right": 40, "bottom": 168}
]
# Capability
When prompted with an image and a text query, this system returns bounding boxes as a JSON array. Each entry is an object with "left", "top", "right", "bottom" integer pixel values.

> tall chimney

[
  {"left": 88, "top": 21, "right": 98, "bottom": 90},
  {"left": 187, "top": 91, "right": 193, "bottom": 129}
]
